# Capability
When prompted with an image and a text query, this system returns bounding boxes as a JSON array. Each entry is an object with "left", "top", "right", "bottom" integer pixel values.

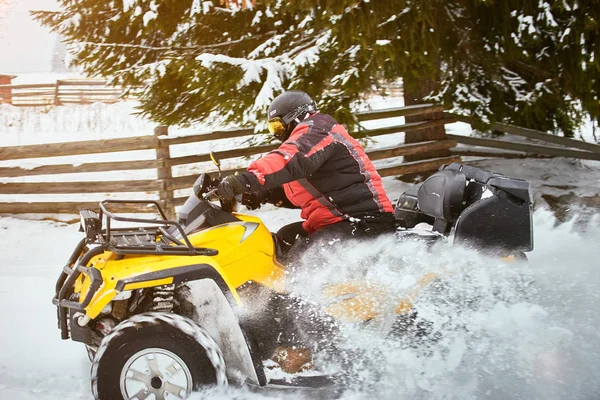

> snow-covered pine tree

[
  {"left": 34, "top": 1, "right": 598, "bottom": 136},
  {"left": 437, "top": 0, "right": 599, "bottom": 136}
]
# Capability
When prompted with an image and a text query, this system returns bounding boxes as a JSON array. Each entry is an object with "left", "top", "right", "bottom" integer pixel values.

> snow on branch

[{"left": 73, "top": 36, "right": 256, "bottom": 52}]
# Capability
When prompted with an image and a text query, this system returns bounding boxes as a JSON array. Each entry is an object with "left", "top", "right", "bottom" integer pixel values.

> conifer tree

[{"left": 34, "top": 0, "right": 599, "bottom": 136}]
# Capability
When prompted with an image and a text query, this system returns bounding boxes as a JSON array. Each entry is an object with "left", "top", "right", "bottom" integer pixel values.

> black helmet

[{"left": 267, "top": 90, "right": 318, "bottom": 141}]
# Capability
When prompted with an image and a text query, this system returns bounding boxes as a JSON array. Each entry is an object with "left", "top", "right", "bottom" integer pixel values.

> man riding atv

[
  {"left": 216, "top": 90, "right": 402, "bottom": 373},
  {"left": 217, "top": 90, "right": 398, "bottom": 260}
]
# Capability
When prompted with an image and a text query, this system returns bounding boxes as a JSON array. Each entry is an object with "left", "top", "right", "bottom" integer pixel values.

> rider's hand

[
  {"left": 217, "top": 175, "right": 245, "bottom": 200},
  {"left": 242, "top": 190, "right": 270, "bottom": 210}
]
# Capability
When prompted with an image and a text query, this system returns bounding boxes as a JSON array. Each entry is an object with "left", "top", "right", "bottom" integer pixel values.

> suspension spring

[{"left": 150, "top": 284, "right": 175, "bottom": 312}]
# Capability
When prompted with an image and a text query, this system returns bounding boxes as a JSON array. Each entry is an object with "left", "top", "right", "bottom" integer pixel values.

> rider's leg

[
  {"left": 276, "top": 221, "right": 307, "bottom": 248},
  {"left": 275, "top": 221, "right": 308, "bottom": 262}
]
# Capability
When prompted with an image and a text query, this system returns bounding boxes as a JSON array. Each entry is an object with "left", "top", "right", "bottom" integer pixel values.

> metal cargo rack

[
  {"left": 53, "top": 200, "right": 219, "bottom": 340},
  {"left": 97, "top": 199, "right": 218, "bottom": 257}
]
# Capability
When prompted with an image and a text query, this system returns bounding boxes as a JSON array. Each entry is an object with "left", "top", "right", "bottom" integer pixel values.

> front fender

[{"left": 83, "top": 256, "right": 238, "bottom": 319}]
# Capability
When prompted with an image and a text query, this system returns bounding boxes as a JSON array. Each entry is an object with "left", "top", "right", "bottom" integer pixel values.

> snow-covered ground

[{"left": 1, "top": 197, "right": 599, "bottom": 399}]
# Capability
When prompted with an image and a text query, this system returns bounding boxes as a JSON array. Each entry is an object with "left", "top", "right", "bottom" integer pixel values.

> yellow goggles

[{"left": 267, "top": 117, "right": 287, "bottom": 137}]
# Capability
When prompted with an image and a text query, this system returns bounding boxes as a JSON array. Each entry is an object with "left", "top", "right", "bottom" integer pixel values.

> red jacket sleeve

[{"left": 238, "top": 123, "right": 337, "bottom": 191}]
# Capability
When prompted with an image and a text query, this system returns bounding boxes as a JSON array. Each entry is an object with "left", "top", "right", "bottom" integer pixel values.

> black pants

[{"left": 276, "top": 217, "right": 397, "bottom": 263}]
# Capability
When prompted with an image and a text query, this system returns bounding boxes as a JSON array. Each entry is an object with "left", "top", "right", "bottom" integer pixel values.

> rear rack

[{"left": 98, "top": 199, "right": 218, "bottom": 257}]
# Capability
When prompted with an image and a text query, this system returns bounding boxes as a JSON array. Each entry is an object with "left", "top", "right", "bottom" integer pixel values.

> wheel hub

[
  {"left": 120, "top": 348, "right": 193, "bottom": 399},
  {"left": 150, "top": 376, "right": 163, "bottom": 389}
]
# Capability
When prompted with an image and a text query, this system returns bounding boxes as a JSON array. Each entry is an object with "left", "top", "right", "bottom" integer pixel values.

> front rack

[
  {"left": 53, "top": 200, "right": 218, "bottom": 339},
  {"left": 98, "top": 199, "right": 218, "bottom": 257}
]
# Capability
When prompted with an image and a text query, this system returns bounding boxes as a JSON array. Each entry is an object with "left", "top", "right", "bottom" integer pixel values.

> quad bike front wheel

[{"left": 91, "top": 312, "right": 227, "bottom": 400}]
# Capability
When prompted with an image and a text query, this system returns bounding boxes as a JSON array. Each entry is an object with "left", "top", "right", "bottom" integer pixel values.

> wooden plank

[
  {"left": 443, "top": 112, "right": 472, "bottom": 124},
  {"left": 0, "top": 159, "right": 158, "bottom": 178},
  {"left": 58, "top": 89, "right": 122, "bottom": 94},
  {"left": 9, "top": 91, "right": 55, "bottom": 97},
  {"left": 57, "top": 80, "right": 110, "bottom": 86},
  {"left": 167, "top": 134, "right": 455, "bottom": 169},
  {"left": 0, "top": 135, "right": 156, "bottom": 161},
  {"left": 166, "top": 143, "right": 278, "bottom": 167},
  {"left": 166, "top": 118, "right": 455, "bottom": 154},
  {"left": 493, "top": 122, "right": 600, "bottom": 154},
  {"left": 159, "top": 128, "right": 256, "bottom": 146},
  {"left": 0, "top": 83, "right": 55, "bottom": 90},
  {"left": 356, "top": 104, "right": 445, "bottom": 122},
  {"left": 0, "top": 179, "right": 158, "bottom": 194},
  {"left": 168, "top": 137, "right": 456, "bottom": 180},
  {"left": 367, "top": 140, "right": 456, "bottom": 161},
  {"left": 355, "top": 118, "right": 456, "bottom": 139},
  {"left": 450, "top": 148, "right": 552, "bottom": 159},
  {"left": 5, "top": 103, "right": 53, "bottom": 107},
  {"left": 59, "top": 86, "right": 118, "bottom": 90},
  {"left": 443, "top": 113, "right": 600, "bottom": 154},
  {"left": 160, "top": 115, "right": 455, "bottom": 147},
  {"left": 0, "top": 201, "right": 156, "bottom": 215},
  {"left": 174, "top": 196, "right": 188, "bottom": 207},
  {"left": 378, "top": 156, "right": 462, "bottom": 177},
  {"left": 59, "top": 100, "right": 119, "bottom": 104},
  {"left": 447, "top": 134, "right": 600, "bottom": 161},
  {"left": 58, "top": 93, "right": 122, "bottom": 97},
  {"left": 170, "top": 153, "right": 460, "bottom": 191}
]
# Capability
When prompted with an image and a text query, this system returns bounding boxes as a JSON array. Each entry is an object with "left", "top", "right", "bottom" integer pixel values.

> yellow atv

[{"left": 53, "top": 161, "right": 533, "bottom": 399}]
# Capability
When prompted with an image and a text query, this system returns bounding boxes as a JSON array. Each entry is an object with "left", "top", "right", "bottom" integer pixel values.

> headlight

[{"left": 79, "top": 209, "right": 101, "bottom": 243}]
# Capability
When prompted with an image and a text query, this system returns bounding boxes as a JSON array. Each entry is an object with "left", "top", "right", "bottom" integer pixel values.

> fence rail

[
  {"left": 0, "top": 79, "right": 135, "bottom": 107},
  {"left": 447, "top": 134, "right": 600, "bottom": 161},
  {"left": 446, "top": 112, "right": 600, "bottom": 156},
  {"left": 0, "top": 135, "right": 156, "bottom": 161},
  {"left": 0, "top": 104, "right": 459, "bottom": 216}
]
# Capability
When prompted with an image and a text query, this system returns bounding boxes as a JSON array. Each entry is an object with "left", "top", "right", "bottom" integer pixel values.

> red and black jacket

[{"left": 238, "top": 113, "right": 394, "bottom": 234}]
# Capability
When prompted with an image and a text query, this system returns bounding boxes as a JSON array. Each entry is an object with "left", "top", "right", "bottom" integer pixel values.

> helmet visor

[{"left": 267, "top": 117, "right": 287, "bottom": 138}]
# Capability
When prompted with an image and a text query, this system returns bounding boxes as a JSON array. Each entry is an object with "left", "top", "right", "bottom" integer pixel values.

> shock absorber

[{"left": 150, "top": 284, "right": 175, "bottom": 312}]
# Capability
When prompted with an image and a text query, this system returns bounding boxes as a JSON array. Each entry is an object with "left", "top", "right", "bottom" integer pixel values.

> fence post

[
  {"left": 154, "top": 125, "right": 176, "bottom": 220},
  {"left": 54, "top": 80, "right": 62, "bottom": 106},
  {"left": 0, "top": 74, "right": 16, "bottom": 104}
]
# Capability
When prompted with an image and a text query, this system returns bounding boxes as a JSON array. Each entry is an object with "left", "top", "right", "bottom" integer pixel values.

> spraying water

[{"left": 190, "top": 208, "right": 600, "bottom": 400}]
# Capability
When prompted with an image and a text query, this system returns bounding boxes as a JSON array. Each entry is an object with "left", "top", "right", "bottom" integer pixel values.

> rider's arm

[{"left": 237, "top": 125, "right": 337, "bottom": 191}]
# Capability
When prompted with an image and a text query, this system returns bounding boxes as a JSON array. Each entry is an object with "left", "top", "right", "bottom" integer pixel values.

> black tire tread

[{"left": 90, "top": 312, "right": 227, "bottom": 399}]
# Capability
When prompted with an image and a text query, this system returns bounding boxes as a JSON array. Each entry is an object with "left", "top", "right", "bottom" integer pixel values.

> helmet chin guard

[{"left": 267, "top": 90, "right": 317, "bottom": 141}]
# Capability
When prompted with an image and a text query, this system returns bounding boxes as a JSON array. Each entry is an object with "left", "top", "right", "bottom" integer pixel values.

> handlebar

[
  {"left": 203, "top": 188, "right": 220, "bottom": 201},
  {"left": 194, "top": 174, "right": 237, "bottom": 213}
]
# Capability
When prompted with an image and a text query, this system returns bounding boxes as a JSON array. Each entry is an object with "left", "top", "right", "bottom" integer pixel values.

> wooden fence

[
  {"left": 0, "top": 104, "right": 460, "bottom": 216},
  {"left": 0, "top": 79, "right": 135, "bottom": 107},
  {"left": 446, "top": 113, "right": 600, "bottom": 161}
]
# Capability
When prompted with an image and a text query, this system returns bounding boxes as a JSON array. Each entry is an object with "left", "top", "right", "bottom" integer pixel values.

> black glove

[
  {"left": 242, "top": 190, "right": 270, "bottom": 210},
  {"left": 217, "top": 175, "right": 245, "bottom": 200}
]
